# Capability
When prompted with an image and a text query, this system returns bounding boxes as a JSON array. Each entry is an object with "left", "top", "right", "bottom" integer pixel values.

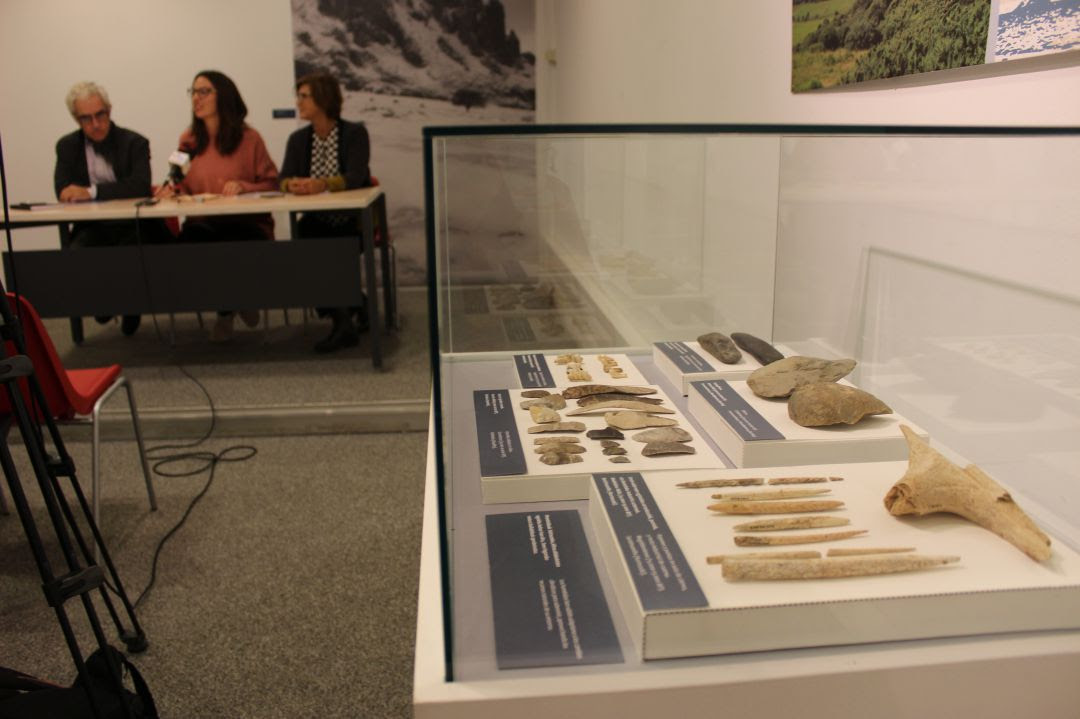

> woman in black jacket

[{"left": 280, "top": 72, "right": 372, "bottom": 352}]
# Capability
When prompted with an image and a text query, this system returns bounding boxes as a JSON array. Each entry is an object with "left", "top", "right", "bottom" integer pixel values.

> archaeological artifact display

[{"left": 885, "top": 426, "right": 1052, "bottom": 562}]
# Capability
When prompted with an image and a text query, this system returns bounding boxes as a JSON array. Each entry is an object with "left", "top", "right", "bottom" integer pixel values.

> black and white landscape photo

[{"left": 291, "top": 0, "right": 536, "bottom": 284}]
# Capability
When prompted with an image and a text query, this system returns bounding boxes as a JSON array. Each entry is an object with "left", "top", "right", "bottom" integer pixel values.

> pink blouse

[
  {"left": 177, "top": 126, "right": 278, "bottom": 239},
  {"left": 178, "top": 126, "right": 278, "bottom": 195}
]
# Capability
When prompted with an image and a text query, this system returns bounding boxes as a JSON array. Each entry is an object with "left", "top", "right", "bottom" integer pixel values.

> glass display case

[{"left": 418, "top": 125, "right": 1080, "bottom": 714}]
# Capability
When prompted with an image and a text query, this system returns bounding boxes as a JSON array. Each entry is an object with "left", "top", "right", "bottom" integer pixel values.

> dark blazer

[
  {"left": 54, "top": 124, "right": 152, "bottom": 200},
  {"left": 279, "top": 119, "right": 371, "bottom": 190}
]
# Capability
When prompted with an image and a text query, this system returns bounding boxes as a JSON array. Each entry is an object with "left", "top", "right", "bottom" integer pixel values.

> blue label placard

[
  {"left": 514, "top": 353, "right": 556, "bottom": 388},
  {"left": 473, "top": 390, "right": 528, "bottom": 477},
  {"left": 594, "top": 473, "right": 708, "bottom": 611},
  {"left": 655, "top": 341, "right": 715, "bottom": 373},
  {"left": 691, "top": 379, "right": 785, "bottom": 442},
  {"left": 487, "top": 510, "right": 624, "bottom": 670}
]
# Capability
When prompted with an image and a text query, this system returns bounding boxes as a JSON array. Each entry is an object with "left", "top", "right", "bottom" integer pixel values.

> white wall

[
  {"left": 0, "top": 0, "right": 297, "bottom": 245},
  {"left": 536, "top": 0, "right": 1080, "bottom": 125},
  {"left": 533, "top": 1, "right": 1080, "bottom": 525}
]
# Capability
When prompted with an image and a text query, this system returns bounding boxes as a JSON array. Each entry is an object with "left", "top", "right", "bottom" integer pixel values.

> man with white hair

[{"left": 54, "top": 81, "right": 157, "bottom": 335}]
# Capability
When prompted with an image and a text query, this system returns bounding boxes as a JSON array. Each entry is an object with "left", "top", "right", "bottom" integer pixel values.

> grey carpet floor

[{"left": 0, "top": 430, "right": 425, "bottom": 718}]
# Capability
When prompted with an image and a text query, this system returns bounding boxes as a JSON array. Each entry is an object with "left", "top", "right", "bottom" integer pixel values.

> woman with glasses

[
  {"left": 279, "top": 72, "right": 372, "bottom": 353},
  {"left": 158, "top": 70, "right": 279, "bottom": 341}
]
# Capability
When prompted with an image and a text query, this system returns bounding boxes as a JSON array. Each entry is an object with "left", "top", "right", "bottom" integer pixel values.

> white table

[{"left": 2, "top": 188, "right": 391, "bottom": 367}]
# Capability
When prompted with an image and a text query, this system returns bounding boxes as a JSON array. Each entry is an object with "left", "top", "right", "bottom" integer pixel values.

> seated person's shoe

[
  {"left": 121, "top": 314, "right": 141, "bottom": 336},
  {"left": 314, "top": 314, "right": 359, "bottom": 353},
  {"left": 239, "top": 310, "right": 260, "bottom": 328},
  {"left": 211, "top": 314, "right": 235, "bottom": 343},
  {"left": 95, "top": 315, "right": 113, "bottom": 325}
]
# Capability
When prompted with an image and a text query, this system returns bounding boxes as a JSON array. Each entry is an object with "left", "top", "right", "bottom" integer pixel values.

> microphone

[{"left": 165, "top": 149, "right": 191, "bottom": 186}]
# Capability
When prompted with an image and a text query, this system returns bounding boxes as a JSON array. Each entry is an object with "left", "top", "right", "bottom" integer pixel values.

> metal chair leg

[
  {"left": 88, "top": 377, "right": 157, "bottom": 533},
  {"left": 120, "top": 377, "right": 156, "bottom": 512}
]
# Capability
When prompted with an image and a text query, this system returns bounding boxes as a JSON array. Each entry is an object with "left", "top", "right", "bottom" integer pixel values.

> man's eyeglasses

[
  {"left": 76, "top": 110, "right": 110, "bottom": 125},
  {"left": 296, "top": 91, "right": 312, "bottom": 100},
  {"left": 187, "top": 87, "right": 215, "bottom": 98}
]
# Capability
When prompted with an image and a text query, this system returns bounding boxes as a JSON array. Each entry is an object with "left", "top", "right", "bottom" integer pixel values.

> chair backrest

[{"left": 0, "top": 293, "right": 78, "bottom": 421}]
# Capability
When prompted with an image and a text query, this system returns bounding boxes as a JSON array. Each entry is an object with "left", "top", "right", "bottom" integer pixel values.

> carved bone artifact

[
  {"left": 706, "top": 551, "right": 821, "bottom": 564},
  {"left": 721, "top": 554, "right": 960, "bottom": 581},
  {"left": 678, "top": 478, "right": 764, "bottom": 488},
  {"left": 884, "top": 425, "right": 1052, "bottom": 561},
  {"left": 711, "top": 488, "right": 831, "bottom": 501},
  {"left": 733, "top": 516, "right": 850, "bottom": 532},
  {"left": 767, "top": 476, "right": 838, "bottom": 484},
  {"left": 827, "top": 547, "right": 915, "bottom": 557},
  {"left": 566, "top": 401, "right": 674, "bottom": 415},
  {"left": 708, "top": 499, "right": 845, "bottom": 514},
  {"left": 734, "top": 529, "right": 867, "bottom": 546},
  {"left": 562, "top": 384, "right": 657, "bottom": 399}
]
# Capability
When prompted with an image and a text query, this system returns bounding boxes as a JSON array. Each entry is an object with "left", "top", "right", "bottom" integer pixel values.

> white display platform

[
  {"left": 415, "top": 423, "right": 1080, "bottom": 719},
  {"left": 588, "top": 464, "right": 1080, "bottom": 661},
  {"left": 652, "top": 340, "right": 766, "bottom": 394},
  {"left": 512, "top": 352, "right": 649, "bottom": 389},
  {"left": 688, "top": 379, "right": 929, "bottom": 467},
  {"left": 478, "top": 385, "right": 721, "bottom": 504}
]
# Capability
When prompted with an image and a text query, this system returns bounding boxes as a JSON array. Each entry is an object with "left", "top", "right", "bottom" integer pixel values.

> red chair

[{"left": 0, "top": 293, "right": 155, "bottom": 527}]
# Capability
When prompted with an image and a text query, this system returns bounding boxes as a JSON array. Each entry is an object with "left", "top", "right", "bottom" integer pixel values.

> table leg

[
  {"left": 69, "top": 317, "right": 84, "bottom": 345},
  {"left": 361, "top": 207, "right": 382, "bottom": 369},
  {"left": 377, "top": 195, "right": 395, "bottom": 332}
]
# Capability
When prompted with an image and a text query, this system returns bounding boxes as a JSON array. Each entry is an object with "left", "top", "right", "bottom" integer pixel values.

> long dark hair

[{"left": 190, "top": 70, "right": 247, "bottom": 156}]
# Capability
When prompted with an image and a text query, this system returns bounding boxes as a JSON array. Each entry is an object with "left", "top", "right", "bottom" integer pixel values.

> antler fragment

[{"left": 884, "top": 426, "right": 1051, "bottom": 561}]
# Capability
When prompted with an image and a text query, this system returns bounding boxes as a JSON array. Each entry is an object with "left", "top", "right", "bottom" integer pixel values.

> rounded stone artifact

[
  {"left": 697, "top": 332, "right": 742, "bottom": 364},
  {"left": 747, "top": 356, "right": 857, "bottom": 398},
  {"left": 787, "top": 382, "right": 892, "bottom": 427}
]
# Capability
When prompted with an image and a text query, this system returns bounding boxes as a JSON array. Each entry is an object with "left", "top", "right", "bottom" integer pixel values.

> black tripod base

[{"left": 120, "top": 632, "right": 149, "bottom": 654}]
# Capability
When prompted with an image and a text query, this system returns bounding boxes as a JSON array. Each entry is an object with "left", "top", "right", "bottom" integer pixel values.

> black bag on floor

[{"left": 0, "top": 645, "right": 158, "bottom": 719}]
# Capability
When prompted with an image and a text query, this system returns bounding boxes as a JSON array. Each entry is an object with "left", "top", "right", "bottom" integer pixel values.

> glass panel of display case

[
  {"left": 773, "top": 134, "right": 1080, "bottom": 551},
  {"left": 425, "top": 126, "right": 1080, "bottom": 685}
]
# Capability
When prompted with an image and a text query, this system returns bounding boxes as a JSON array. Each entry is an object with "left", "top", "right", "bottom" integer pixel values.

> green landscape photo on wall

[{"left": 792, "top": 0, "right": 992, "bottom": 91}]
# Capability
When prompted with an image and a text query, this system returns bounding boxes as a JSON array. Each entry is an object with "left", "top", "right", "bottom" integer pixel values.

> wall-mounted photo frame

[{"left": 792, "top": 0, "right": 1080, "bottom": 92}]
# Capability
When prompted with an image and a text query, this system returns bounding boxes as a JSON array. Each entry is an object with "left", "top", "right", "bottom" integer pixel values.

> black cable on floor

[{"left": 130, "top": 364, "right": 257, "bottom": 610}]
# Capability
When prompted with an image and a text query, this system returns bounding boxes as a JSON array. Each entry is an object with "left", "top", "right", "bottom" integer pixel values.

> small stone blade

[
  {"left": 586, "top": 428, "right": 624, "bottom": 440},
  {"left": 527, "top": 422, "right": 586, "bottom": 433},
  {"left": 562, "top": 384, "right": 657, "bottom": 399},
  {"left": 605, "top": 412, "right": 677, "bottom": 429},
  {"left": 630, "top": 427, "right": 693, "bottom": 443},
  {"left": 642, "top": 441, "right": 696, "bottom": 456},
  {"left": 566, "top": 400, "right": 674, "bottom": 416}
]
